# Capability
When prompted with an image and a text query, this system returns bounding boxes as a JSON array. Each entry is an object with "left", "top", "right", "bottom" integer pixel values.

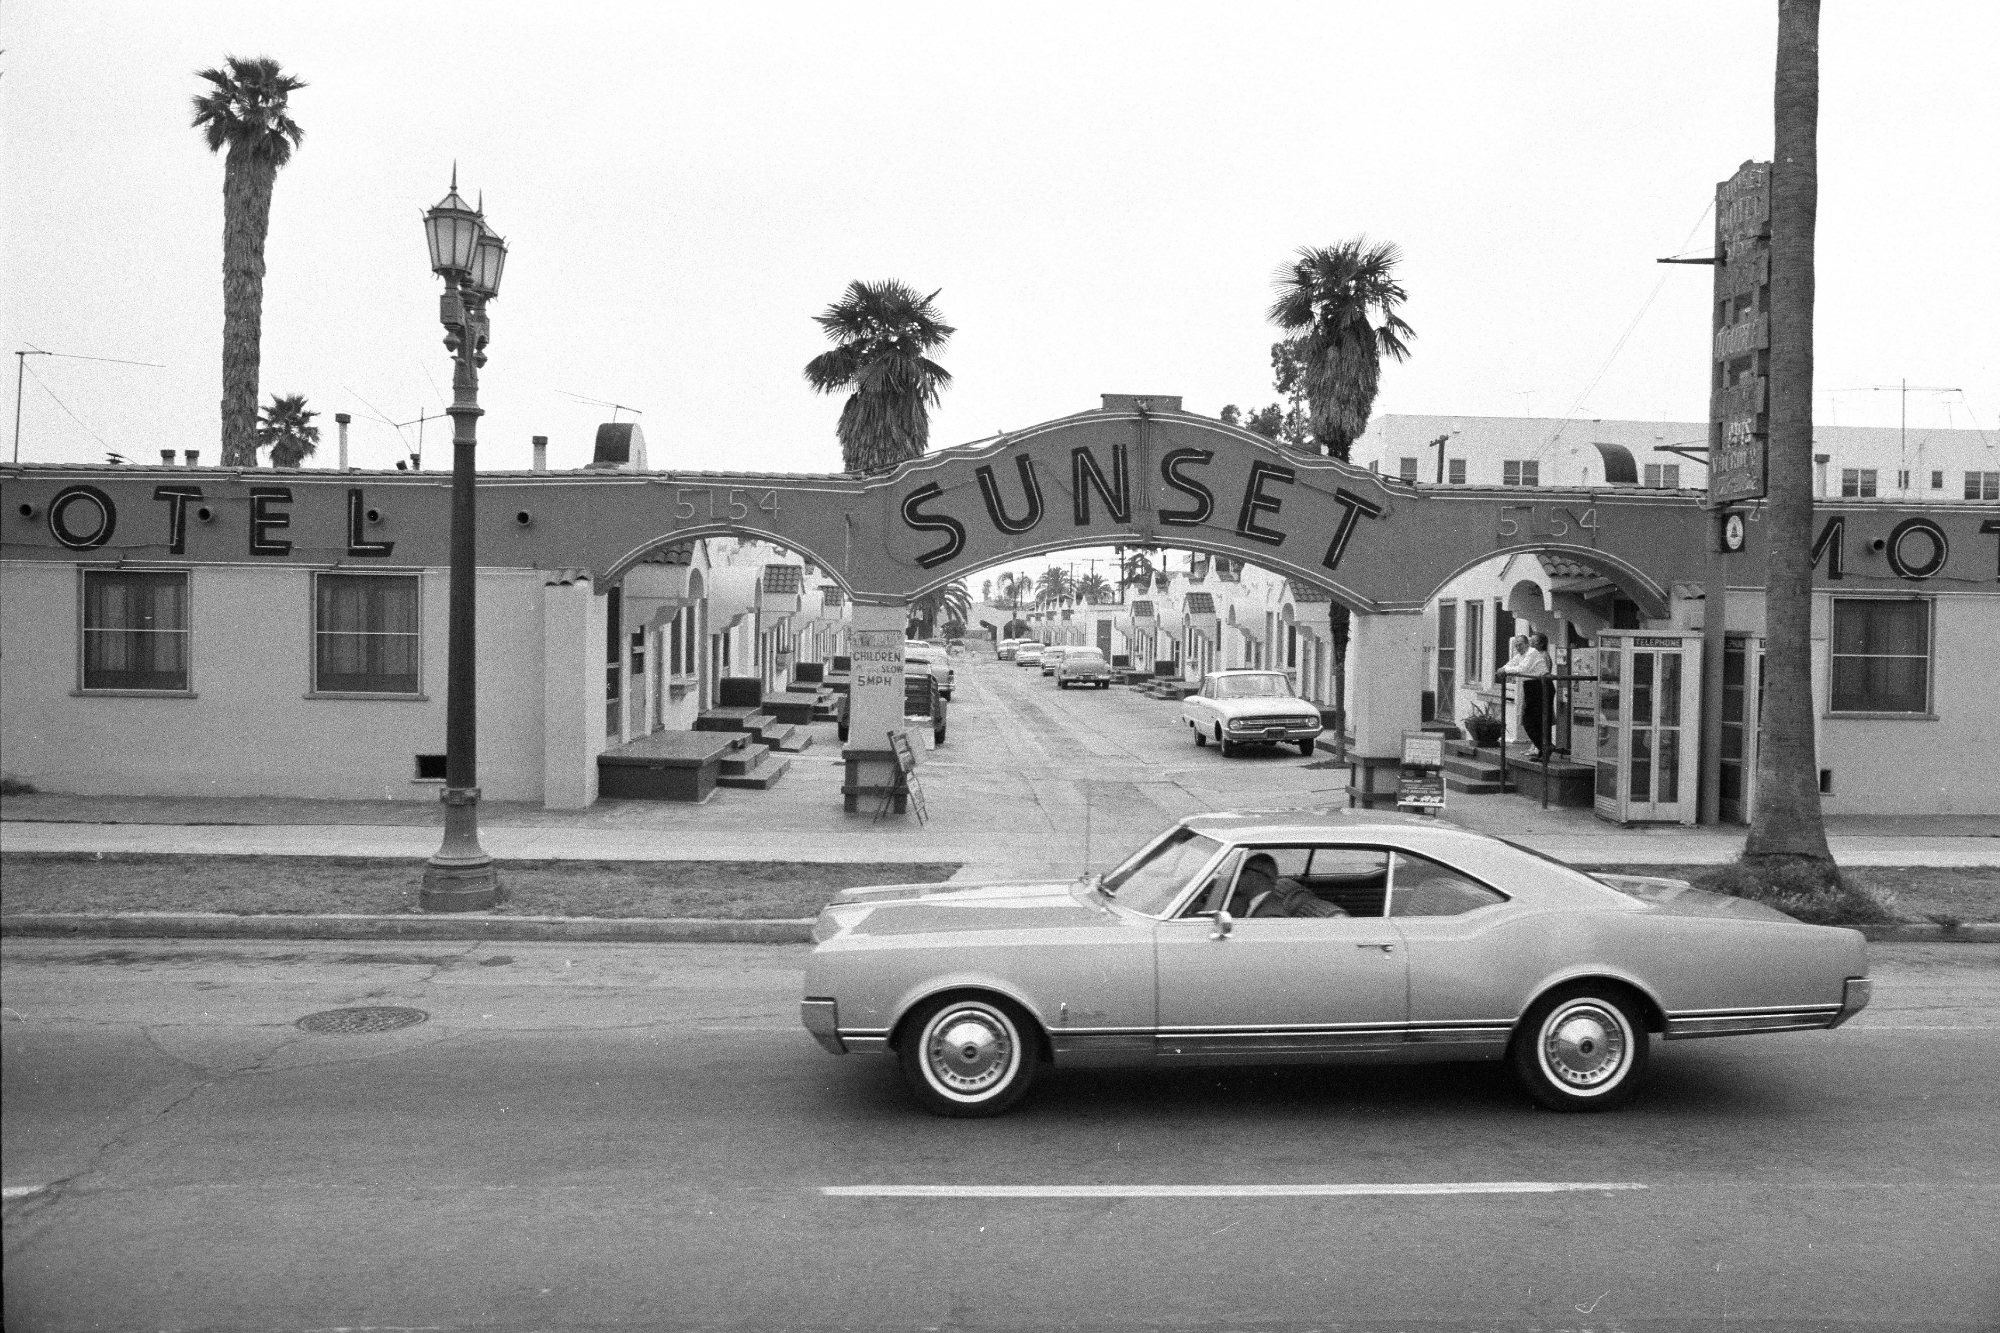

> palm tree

[
  {"left": 998, "top": 569, "right": 1034, "bottom": 610},
  {"left": 1074, "top": 572, "right": 1111, "bottom": 604},
  {"left": 257, "top": 392, "right": 319, "bottom": 467},
  {"left": 1036, "top": 567, "right": 1073, "bottom": 606},
  {"left": 909, "top": 580, "right": 971, "bottom": 639},
  {"left": 1118, "top": 549, "right": 1155, "bottom": 590},
  {"left": 191, "top": 56, "right": 307, "bottom": 468},
  {"left": 1745, "top": 0, "right": 1835, "bottom": 876},
  {"left": 803, "top": 280, "right": 954, "bottom": 473},
  {"left": 980, "top": 578, "right": 992, "bottom": 604},
  {"left": 1266, "top": 238, "right": 1413, "bottom": 460}
]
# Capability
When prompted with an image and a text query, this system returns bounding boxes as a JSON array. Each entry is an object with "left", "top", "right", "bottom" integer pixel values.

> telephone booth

[
  {"left": 1593, "top": 631, "right": 1703, "bottom": 825},
  {"left": 1719, "top": 633, "right": 1767, "bottom": 825}
]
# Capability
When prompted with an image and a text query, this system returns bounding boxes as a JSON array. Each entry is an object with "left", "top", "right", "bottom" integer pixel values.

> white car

[
  {"left": 996, "top": 639, "right": 1019, "bottom": 661},
  {"left": 1055, "top": 647, "right": 1111, "bottom": 689},
  {"left": 1181, "top": 669, "right": 1324, "bottom": 756},
  {"left": 905, "top": 642, "right": 954, "bottom": 700},
  {"left": 1015, "top": 643, "right": 1044, "bottom": 667},
  {"left": 1040, "top": 646, "right": 1069, "bottom": 677}
]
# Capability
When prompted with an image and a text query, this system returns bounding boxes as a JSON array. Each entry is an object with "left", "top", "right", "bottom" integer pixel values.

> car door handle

[{"left": 1357, "top": 942, "right": 1395, "bottom": 953}]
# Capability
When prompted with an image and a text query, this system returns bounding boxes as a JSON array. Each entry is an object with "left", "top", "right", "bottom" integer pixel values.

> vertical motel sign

[{"left": 1709, "top": 160, "right": 1771, "bottom": 503}]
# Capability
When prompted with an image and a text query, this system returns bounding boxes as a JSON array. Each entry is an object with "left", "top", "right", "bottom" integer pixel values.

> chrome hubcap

[
  {"left": 926, "top": 1007, "right": 1015, "bottom": 1097},
  {"left": 1542, "top": 1001, "right": 1629, "bottom": 1090}
]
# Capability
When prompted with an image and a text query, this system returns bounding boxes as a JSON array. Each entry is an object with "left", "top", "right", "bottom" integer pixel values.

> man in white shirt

[{"left": 1513, "top": 633, "right": 1554, "bottom": 759}]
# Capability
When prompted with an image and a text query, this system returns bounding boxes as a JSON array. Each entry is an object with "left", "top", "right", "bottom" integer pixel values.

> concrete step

[
  {"left": 1445, "top": 774, "right": 1515, "bottom": 795},
  {"left": 716, "top": 750, "right": 792, "bottom": 790},
  {"left": 693, "top": 706, "right": 776, "bottom": 736},
  {"left": 763, "top": 696, "right": 819, "bottom": 726},
  {"left": 765, "top": 724, "right": 814, "bottom": 753},
  {"left": 718, "top": 742, "right": 771, "bottom": 777}
]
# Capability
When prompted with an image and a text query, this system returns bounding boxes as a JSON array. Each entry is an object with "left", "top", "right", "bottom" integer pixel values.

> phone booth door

[
  {"left": 1593, "top": 632, "right": 1703, "bottom": 825},
  {"left": 1719, "top": 634, "right": 1767, "bottom": 824}
]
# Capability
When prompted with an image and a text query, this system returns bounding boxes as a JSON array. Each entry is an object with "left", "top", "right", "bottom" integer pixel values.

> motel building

[{"left": 3, "top": 399, "right": 1996, "bottom": 823}]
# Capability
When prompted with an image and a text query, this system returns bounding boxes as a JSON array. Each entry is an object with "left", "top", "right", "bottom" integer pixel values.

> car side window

[
  {"left": 1389, "top": 852, "right": 1509, "bottom": 917},
  {"left": 1301, "top": 846, "right": 1391, "bottom": 917},
  {"left": 1179, "top": 850, "right": 1243, "bottom": 918}
]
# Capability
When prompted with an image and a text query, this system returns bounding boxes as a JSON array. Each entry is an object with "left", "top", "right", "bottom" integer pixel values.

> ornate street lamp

[{"left": 419, "top": 169, "right": 507, "bottom": 911}]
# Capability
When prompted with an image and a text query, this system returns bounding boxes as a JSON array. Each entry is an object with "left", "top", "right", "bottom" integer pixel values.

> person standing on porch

[
  {"left": 1509, "top": 633, "right": 1554, "bottom": 760},
  {"left": 1497, "top": 635, "right": 1530, "bottom": 744}
]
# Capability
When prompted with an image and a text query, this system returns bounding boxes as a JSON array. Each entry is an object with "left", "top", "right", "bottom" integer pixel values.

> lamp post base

[{"left": 420, "top": 786, "right": 502, "bottom": 911}]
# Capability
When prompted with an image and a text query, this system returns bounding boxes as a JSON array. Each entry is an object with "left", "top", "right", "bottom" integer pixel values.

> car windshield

[
  {"left": 1213, "top": 673, "right": 1292, "bottom": 698},
  {"left": 1100, "top": 829, "right": 1223, "bottom": 916},
  {"left": 1068, "top": 651, "right": 1104, "bottom": 663}
]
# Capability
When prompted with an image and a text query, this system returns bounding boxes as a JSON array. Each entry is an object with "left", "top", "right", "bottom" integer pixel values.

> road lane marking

[
  {"left": 3, "top": 1185, "right": 48, "bottom": 1200},
  {"left": 823, "top": 1182, "right": 1647, "bottom": 1198}
]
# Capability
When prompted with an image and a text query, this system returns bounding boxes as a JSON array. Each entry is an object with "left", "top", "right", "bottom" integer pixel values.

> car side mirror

[{"left": 1209, "top": 909, "right": 1234, "bottom": 940}]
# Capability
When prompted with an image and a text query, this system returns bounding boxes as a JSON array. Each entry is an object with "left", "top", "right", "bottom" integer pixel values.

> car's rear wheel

[
  {"left": 898, "top": 994, "right": 1039, "bottom": 1118},
  {"left": 1511, "top": 984, "right": 1650, "bottom": 1112},
  {"left": 1298, "top": 738, "right": 1316, "bottom": 757},
  {"left": 1193, "top": 724, "right": 1207, "bottom": 747}
]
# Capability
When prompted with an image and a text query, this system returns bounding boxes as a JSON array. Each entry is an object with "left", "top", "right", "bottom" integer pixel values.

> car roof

[
  {"left": 1178, "top": 806, "right": 1460, "bottom": 840},
  {"left": 1208, "top": 668, "right": 1288, "bottom": 677}
]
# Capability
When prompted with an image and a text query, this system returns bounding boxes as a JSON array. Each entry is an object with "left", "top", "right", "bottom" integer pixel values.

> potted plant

[{"left": 1463, "top": 709, "right": 1505, "bottom": 749}]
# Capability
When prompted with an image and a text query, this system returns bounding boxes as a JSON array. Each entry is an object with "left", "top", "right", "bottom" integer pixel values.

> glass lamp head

[
  {"left": 424, "top": 181, "right": 482, "bottom": 277},
  {"left": 469, "top": 223, "right": 508, "bottom": 299}
]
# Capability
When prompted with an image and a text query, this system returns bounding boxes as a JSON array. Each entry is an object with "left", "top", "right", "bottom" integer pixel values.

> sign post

[
  {"left": 1396, "top": 733, "right": 1446, "bottom": 816},
  {"left": 1708, "top": 161, "right": 1772, "bottom": 506}
]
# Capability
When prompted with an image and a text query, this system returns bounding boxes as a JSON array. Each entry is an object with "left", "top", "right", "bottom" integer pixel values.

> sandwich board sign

[{"left": 1397, "top": 733, "right": 1446, "bottom": 813}]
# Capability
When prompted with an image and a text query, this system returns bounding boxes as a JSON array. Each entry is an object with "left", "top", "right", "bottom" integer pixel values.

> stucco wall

[{"left": 0, "top": 562, "right": 547, "bottom": 801}]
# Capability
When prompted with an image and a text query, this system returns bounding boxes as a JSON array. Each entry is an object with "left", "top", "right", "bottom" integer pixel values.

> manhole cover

[{"left": 296, "top": 1006, "right": 429, "bottom": 1035}]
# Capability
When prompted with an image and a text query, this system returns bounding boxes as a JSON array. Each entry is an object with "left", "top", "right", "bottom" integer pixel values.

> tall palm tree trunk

[
  {"left": 1745, "top": 0, "right": 1833, "bottom": 868},
  {"left": 220, "top": 149, "right": 277, "bottom": 467}
]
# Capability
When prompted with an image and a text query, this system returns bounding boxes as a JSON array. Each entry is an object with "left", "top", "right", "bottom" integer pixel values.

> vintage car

[
  {"left": 1015, "top": 643, "right": 1044, "bottom": 667},
  {"left": 904, "top": 642, "right": 955, "bottom": 700},
  {"left": 801, "top": 809, "right": 1871, "bottom": 1118},
  {"left": 836, "top": 671, "right": 947, "bottom": 746},
  {"left": 1055, "top": 646, "right": 1111, "bottom": 689},
  {"left": 995, "top": 639, "right": 1019, "bottom": 661},
  {"left": 1040, "top": 646, "right": 1069, "bottom": 677},
  {"left": 1181, "top": 668, "right": 1324, "bottom": 756}
]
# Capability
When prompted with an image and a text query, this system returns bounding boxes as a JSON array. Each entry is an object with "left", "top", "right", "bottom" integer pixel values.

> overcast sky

[{"left": 4, "top": 1, "right": 1995, "bottom": 482}]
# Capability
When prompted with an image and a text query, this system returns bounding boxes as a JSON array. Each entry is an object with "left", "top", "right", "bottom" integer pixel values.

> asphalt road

[{"left": 5, "top": 937, "right": 1998, "bottom": 1333}]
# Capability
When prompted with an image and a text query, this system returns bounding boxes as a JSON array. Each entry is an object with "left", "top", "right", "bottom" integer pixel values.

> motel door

[
  {"left": 1593, "top": 631, "right": 1703, "bottom": 825},
  {"left": 1719, "top": 634, "right": 1766, "bottom": 825}
]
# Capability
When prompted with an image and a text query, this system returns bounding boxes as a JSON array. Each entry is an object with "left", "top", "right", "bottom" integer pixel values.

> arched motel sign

[{"left": 9, "top": 397, "right": 1994, "bottom": 610}]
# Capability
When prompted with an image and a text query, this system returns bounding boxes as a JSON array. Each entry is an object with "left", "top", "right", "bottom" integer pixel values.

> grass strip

[
  {"left": 0, "top": 854, "right": 958, "bottom": 921},
  {"left": 1579, "top": 863, "right": 1999, "bottom": 926}
]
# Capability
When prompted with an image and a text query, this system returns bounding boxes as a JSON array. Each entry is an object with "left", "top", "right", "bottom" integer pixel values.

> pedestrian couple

[{"left": 1500, "top": 633, "right": 1554, "bottom": 762}]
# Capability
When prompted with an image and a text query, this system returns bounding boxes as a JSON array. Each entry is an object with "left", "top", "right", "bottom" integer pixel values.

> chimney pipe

[
  {"left": 161, "top": 449, "right": 177, "bottom": 466},
  {"left": 184, "top": 450, "right": 200, "bottom": 467},
  {"left": 532, "top": 435, "right": 548, "bottom": 472},
  {"left": 335, "top": 413, "right": 352, "bottom": 470},
  {"left": 1813, "top": 452, "right": 1830, "bottom": 497}
]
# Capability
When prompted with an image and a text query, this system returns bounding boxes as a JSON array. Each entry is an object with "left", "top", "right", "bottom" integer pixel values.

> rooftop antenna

[
  {"left": 556, "top": 388, "right": 645, "bottom": 422},
  {"left": 1824, "top": 382, "right": 1962, "bottom": 467},
  {"left": 345, "top": 384, "right": 442, "bottom": 468},
  {"left": 14, "top": 346, "right": 165, "bottom": 463}
]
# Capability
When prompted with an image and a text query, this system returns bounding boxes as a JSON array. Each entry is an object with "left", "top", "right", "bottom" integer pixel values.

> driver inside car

[{"left": 1237, "top": 853, "right": 1348, "bottom": 918}]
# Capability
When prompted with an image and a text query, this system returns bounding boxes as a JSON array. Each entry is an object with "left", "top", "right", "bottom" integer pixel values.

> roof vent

[{"left": 590, "top": 422, "right": 648, "bottom": 471}]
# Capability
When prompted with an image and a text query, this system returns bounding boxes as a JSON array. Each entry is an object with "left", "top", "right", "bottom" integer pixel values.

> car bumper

[
  {"left": 1225, "top": 722, "right": 1324, "bottom": 740},
  {"left": 802, "top": 998, "right": 845, "bottom": 1054}
]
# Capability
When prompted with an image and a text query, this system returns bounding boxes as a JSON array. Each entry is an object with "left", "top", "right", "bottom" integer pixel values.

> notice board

[{"left": 887, "top": 729, "right": 928, "bottom": 825}]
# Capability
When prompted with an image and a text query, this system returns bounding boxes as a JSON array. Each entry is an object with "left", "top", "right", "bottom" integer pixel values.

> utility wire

[{"left": 22, "top": 359, "right": 117, "bottom": 454}]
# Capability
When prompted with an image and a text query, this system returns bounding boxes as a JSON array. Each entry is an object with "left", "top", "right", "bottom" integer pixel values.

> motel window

[
  {"left": 1502, "top": 460, "right": 1539, "bottom": 487},
  {"left": 1829, "top": 599, "right": 1930, "bottom": 715},
  {"left": 1464, "top": 600, "right": 1484, "bottom": 683},
  {"left": 313, "top": 573, "right": 419, "bottom": 694},
  {"left": 1447, "top": 458, "right": 1466, "bottom": 485},
  {"left": 1643, "top": 463, "right": 1681, "bottom": 489},
  {"left": 1398, "top": 457, "right": 1419, "bottom": 483},
  {"left": 1896, "top": 469, "right": 1910, "bottom": 491},
  {"left": 1840, "top": 468, "right": 1877, "bottom": 498},
  {"left": 81, "top": 570, "right": 190, "bottom": 692},
  {"left": 1931, "top": 470, "right": 1945, "bottom": 490},
  {"left": 1965, "top": 471, "right": 2000, "bottom": 501}
]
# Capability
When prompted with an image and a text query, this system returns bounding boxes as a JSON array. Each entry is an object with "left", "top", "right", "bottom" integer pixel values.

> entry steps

[
  {"left": 1442, "top": 741, "right": 1593, "bottom": 807},
  {"left": 716, "top": 740, "right": 791, "bottom": 790},
  {"left": 694, "top": 706, "right": 814, "bottom": 755}
]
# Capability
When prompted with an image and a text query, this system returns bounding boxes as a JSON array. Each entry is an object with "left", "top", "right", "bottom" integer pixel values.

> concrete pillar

[
  {"left": 1343, "top": 611, "right": 1424, "bottom": 807},
  {"left": 842, "top": 600, "right": 910, "bottom": 813},
  {"left": 542, "top": 578, "right": 606, "bottom": 810}
]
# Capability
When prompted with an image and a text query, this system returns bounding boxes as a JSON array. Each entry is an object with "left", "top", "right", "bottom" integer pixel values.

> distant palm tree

[
  {"left": 998, "top": 569, "right": 1034, "bottom": 610},
  {"left": 257, "top": 392, "right": 319, "bottom": 467},
  {"left": 1118, "top": 549, "right": 1155, "bottom": 590},
  {"left": 1267, "top": 238, "right": 1413, "bottom": 460},
  {"left": 909, "top": 580, "right": 971, "bottom": 639},
  {"left": 1036, "top": 567, "right": 1073, "bottom": 605},
  {"left": 803, "top": 280, "right": 954, "bottom": 473},
  {"left": 1074, "top": 572, "right": 1111, "bottom": 604},
  {"left": 980, "top": 578, "right": 992, "bottom": 604},
  {"left": 191, "top": 56, "right": 307, "bottom": 468}
]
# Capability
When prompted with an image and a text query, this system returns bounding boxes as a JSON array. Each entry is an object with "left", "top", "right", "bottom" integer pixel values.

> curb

[
  {"left": 2, "top": 914, "right": 1994, "bottom": 946},
  {"left": 0, "top": 912, "right": 814, "bottom": 945}
]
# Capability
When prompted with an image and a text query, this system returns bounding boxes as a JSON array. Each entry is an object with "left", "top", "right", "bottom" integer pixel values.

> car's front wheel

[
  {"left": 898, "top": 994, "right": 1039, "bottom": 1118},
  {"left": 1298, "top": 738, "right": 1316, "bottom": 757},
  {"left": 1215, "top": 724, "right": 1233, "bottom": 757},
  {"left": 1192, "top": 723, "right": 1207, "bottom": 747},
  {"left": 1511, "top": 984, "right": 1650, "bottom": 1112}
]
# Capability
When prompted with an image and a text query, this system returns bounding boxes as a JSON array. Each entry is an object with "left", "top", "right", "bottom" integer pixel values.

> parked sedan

[
  {"left": 1181, "top": 668, "right": 1323, "bottom": 756},
  {"left": 1040, "top": 646, "right": 1069, "bottom": 677},
  {"left": 905, "top": 643, "right": 955, "bottom": 700},
  {"left": 996, "top": 639, "right": 1020, "bottom": 661},
  {"left": 1055, "top": 647, "right": 1111, "bottom": 689},
  {"left": 1014, "top": 643, "right": 1044, "bottom": 668},
  {"left": 801, "top": 809, "right": 1872, "bottom": 1117}
]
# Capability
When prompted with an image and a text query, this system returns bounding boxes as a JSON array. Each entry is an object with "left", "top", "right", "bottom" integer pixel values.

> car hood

[
  {"left": 818, "top": 878, "right": 1110, "bottom": 939},
  {"left": 1593, "top": 874, "right": 1796, "bottom": 922},
  {"left": 1199, "top": 696, "right": 1319, "bottom": 718}
]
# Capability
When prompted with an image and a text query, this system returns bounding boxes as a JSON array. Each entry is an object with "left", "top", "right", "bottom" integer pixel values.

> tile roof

[
  {"left": 1184, "top": 592, "right": 1216, "bottom": 615},
  {"left": 762, "top": 564, "right": 805, "bottom": 594},
  {"left": 1130, "top": 600, "right": 1155, "bottom": 618},
  {"left": 1284, "top": 579, "right": 1332, "bottom": 604}
]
